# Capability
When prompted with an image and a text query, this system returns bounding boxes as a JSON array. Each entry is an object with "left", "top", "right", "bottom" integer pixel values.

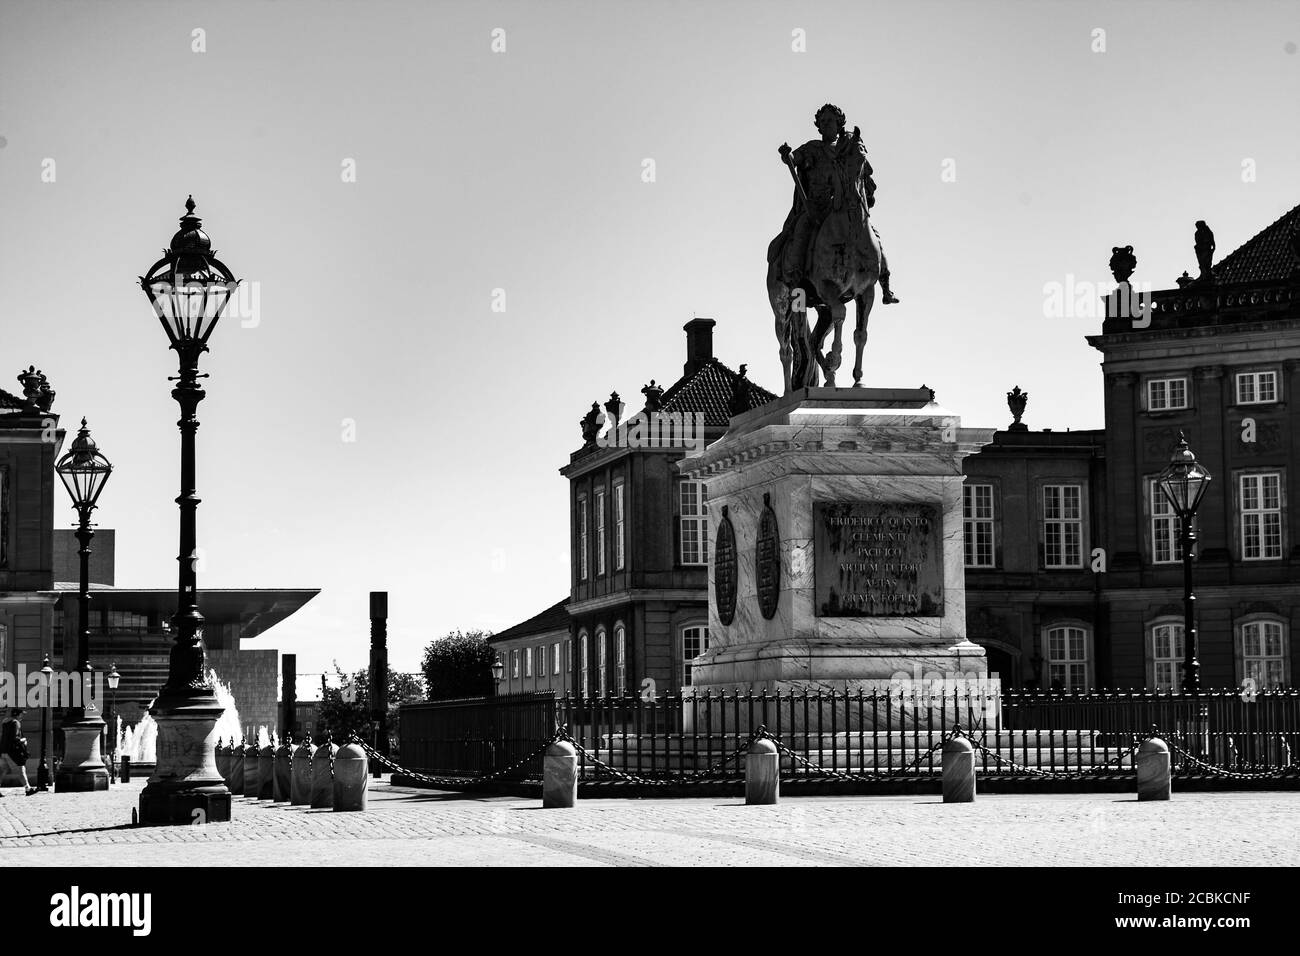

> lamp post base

[
  {"left": 54, "top": 714, "right": 110, "bottom": 792},
  {"left": 137, "top": 693, "right": 231, "bottom": 826}
]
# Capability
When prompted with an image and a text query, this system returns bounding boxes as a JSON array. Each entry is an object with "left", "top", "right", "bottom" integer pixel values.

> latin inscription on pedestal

[
  {"left": 756, "top": 493, "right": 780, "bottom": 620},
  {"left": 715, "top": 505, "right": 738, "bottom": 625},
  {"left": 814, "top": 501, "right": 943, "bottom": 617}
]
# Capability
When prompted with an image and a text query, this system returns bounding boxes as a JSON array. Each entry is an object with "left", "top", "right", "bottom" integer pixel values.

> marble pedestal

[
  {"left": 54, "top": 710, "right": 109, "bottom": 792},
  {"left": 138, "top": 693, "right": 231, "bottom": 826},
  {"left": 678, "top": 387, "right": 997, "bottom": 729}
]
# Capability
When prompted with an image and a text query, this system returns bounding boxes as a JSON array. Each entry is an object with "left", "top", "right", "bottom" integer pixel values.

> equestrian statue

[{"left": 766, "top": 103, "right": 898, "bottom": 393}]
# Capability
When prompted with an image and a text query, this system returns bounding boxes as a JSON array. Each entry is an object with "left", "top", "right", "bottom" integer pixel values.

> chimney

[{"left": 683, "top": 317, "right": 716, "bottom": 376}]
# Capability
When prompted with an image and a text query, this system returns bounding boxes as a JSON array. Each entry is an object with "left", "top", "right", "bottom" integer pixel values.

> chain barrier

[
  {"left": 348, "top": 732, "right": 563, "bottom": 789},
  {"left": 1156, "top": 731, "right": 1298, "bottom": 781}
]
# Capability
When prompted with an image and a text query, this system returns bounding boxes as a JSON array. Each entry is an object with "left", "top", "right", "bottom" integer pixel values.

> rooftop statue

[{"left": 766, "top": 104, "right": 898, "bottom": 393}]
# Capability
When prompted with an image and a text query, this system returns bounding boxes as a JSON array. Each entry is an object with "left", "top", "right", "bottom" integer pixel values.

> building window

[
  {"left": 576, "top": 494, "right": 589, "bottom": 580},
  {"left": 511, "top": 648, "right": 520, "bottom": 679},
  {"left": 0, "top": 465, "right": 7, "bottom": 568},
  {"left": 1150, "top": 480, "right": 1185, "bottom": 565},
  {"left": 1150, "top": 622, "right": 1185, "bottom": 692},
  {"left": 963, "top": 484, "right": 995, "bottom": 568},
  {"left": 1240, "top": 620, "right": 1287, "bottom": 689},
  {"left": 1042, "top": 485, "right": 1083, "bottom": 568},
  {"left": 1147, "top": 377, "right": 1188, "bottom": 411},
  {"left": 613, "top": 482, "right": 626, "bottom": 570},
  {"left": 1240, "top": 473, "right": 1283, "bottom": 560},
  {"left": 525, "top": 645, "right": 534, "bottom": 678},
  {"left": 1044, "top": 625, "right": 1088, "bottom": 691},
  {"left": 594, "top": 488, "right": 606, "bottom": 576},
  {"left": 552, "top": 642, "right": 561, "bottom": 676},
  {"left": 679, "top": 480, "right": 709, "bottom": 566},
  {"left": 579, "top": 633, "right": 589, "bottom": 697},
  {"left": 1235, "top": 370, "right": 1279, "bottom": 406},
  {"left": 681, "top": 624, "right": 709, "bottom": 687},
  {"left": 596, "top": 628, "right": 607, "bottom": 696},
  {"left": 614, "top": 624, "right": 627, "bottom": 695}
]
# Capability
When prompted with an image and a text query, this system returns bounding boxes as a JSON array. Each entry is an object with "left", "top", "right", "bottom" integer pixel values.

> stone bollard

[
  {"left": 310, "top": 736, "right": 338, "bottom": 809},
  {"left": 291, "top": 735, "right": 316, "bottom": 806},
  {"left": 121, "top": 756, "right": 131, "bottom": 784},
  {"left": 274, "top": 735, "right": 293, "bottom": 802},
  {"left": 215, "top": 739, "right": 230, "bottom": 785},
  {"left": 942, "top": 736, "right": 976, "bottom": 803},
  {"left": 1137, "top": 737, "right": 1171, "bottom": 801},
  {"left": 229, "top": 737, "right": 246, "bottom": 794},
  {"left": 258, "top": 739, "right": 276, "bottom": 800},
  {"left": 745, "top": 737, "right": 779, "bottom": 805},
  {"left": 242, "top": 739, "right": 260, "bottom": 797},
  {"left": 332, "top": 741, "right": 369, "bottom": 812},
  {"left": 542, "top": 740, "right": 578, "bottom": 808}
]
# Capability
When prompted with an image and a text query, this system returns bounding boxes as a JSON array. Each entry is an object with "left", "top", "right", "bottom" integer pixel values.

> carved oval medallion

[
  {"left": 714, "top": 505, "right": 738, "bottom": 626},
  {"left": 756, "top": 493, "right": 780, "bottom": 620}
]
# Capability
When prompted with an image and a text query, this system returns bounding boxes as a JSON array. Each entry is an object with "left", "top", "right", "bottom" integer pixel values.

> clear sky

[{"left": 2, "top": 1, "right": 1297, "bottom": 691}]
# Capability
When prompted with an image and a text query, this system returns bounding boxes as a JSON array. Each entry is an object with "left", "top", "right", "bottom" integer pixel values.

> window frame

[
  {"left": 613, "top": 481, "right": 626, "bottom": 571},
  {"left": 578, "top": 632, "right": 589, "bottom": 698},
  {"left": 614, "top": 623, "right": 627, "bottom": 696},
  {"left": 1148, "top": 478, "right": 1186, "bottom": 566},
  {"left": 1234, "top": 369, "right": 1280, "bottom": 406},
  {"left": 962, "top": 482, "right": 996, "bottom": 568},
  {"left": 552, "top": 642, "right": 561, "bottom": 676},
  {"left": 1146, "top": 376, "right": 1189, "bottom": 412},
  {"left": 681, "top": 622, "right": 710, "bottom": 688},
  {"left": 1237, "top": 616, "right": 1290, "bottom": 690},
  {"left": 1146, "top": 619, "right": 1185, "bottom": 692},
  {"left": 595, "top": 628, "right": 607, "bottom": 697},
  {"left": 678, "top": 480, "right": 709, "bottom": 566},
  {"left": 594, "top": 487, "right": 607, "bottom": 577},
  {"left": 576, "top": 493, "right": 589, "bottom": 581},
  {"left": 511, "top": 648, "right": 520, "bottom": 680},
  {"left": 1041, "top": 484, "right": 1085, "bottom": 569},
  {"left": 1042, "top": 623, "right": 1091, "bottom": 692},
  {"left": 1238, "top": 470, "right": 1284, "bottom": 561}
]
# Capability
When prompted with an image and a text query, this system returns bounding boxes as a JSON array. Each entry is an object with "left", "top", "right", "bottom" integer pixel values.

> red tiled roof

[
  {"left": 1213, "top": 202, "right": 1300, "bottom": 285},
  {"left": 648, "top": 359, "right": 777, "bottom": 428},
  {"left": 488, "top": 598, "right": 571, "bottom": 644}
]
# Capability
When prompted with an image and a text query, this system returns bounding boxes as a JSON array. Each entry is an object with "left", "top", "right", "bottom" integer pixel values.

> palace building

[
  {"left": 0, "top": 373, "right": 317, "bottom": 743},
  {"left": 496, "top": 203, "right": 1300, "bottom": 696}
]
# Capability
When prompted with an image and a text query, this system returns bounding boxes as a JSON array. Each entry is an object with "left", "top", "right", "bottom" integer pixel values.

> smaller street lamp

[
  {"left": 37, "top": 655, "right": 53, "bottom": 792},
  {"left": 1157, "top": 432, "right": 1212, "bottom": 696},
  {"left": 491, "top": 656, "right": 505, "bottom": 696},
  {"left": 107, "top": 663, "right": 121, "bottom": 782}
]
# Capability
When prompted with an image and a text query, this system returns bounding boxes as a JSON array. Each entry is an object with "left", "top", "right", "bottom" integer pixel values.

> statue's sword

[{"left": 781, "top": 148, "right": 809, "bottom": 209}]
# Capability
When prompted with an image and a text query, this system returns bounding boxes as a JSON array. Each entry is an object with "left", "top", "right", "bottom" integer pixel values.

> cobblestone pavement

[{"left": 1, "top": 779, "right": 1296, "bottom": 866}]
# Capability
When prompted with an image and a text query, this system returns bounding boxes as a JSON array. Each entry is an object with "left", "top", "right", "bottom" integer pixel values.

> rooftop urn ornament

[
  {"left": 579, "top": 401, "right": 602, "bottom": 445},
  {"left": 1176, "top": 270, "right": 1194, "bottom": 289},
  {"left": 641, "top": 380, "right": 664, "bottom": 413},
  {"left": 1109, "top": 245, "right": 1136, "bottom": 285},
  {"left": 16, "top": 366, "right": 54, "bottom": 413},
  {"left": 1007, "top": 386, "right": 1028, "bottom": 432},
  {"left": 1194, "top": 220, "right": 1216, "bottom": 284},
  {"left": 604, "top": 392, "right": 623, "bottom": 431}
]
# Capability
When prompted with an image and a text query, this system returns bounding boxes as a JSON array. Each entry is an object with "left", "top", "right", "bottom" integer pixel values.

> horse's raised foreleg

[
  {"left": 810, "top": 305, "right": 833, "bottom": 386},
  {"left": 852, "top": 285, "right": 875, "bottom": 387}
]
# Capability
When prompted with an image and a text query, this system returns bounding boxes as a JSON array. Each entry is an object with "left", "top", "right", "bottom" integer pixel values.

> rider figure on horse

[{"left": 774, "top": 103, "right": 899, "bottom": 304}]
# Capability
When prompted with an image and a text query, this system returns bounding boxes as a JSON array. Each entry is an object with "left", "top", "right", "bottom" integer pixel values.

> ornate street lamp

[
  {"left": 107, "top": 663, "right": 121, "bottom": 782},
  {"left": 1157, "top": 432, "right": 1212, "bottom": 696},
  {"left": 491, "top": 656, "right": 505, "bottom": 696},
  {"left": 37, "top": 654, "right": 53, "bottom": 791},
  {"left": 54, "top": 419, "right": 113, "bottom": 791},
  {"left": 136, "top": 197, "right": 239, "bottom": 825}
]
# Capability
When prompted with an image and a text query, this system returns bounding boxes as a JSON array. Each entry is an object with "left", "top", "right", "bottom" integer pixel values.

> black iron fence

[{"left": 396, "top": 688, "right": 1300, "bottom": 785}]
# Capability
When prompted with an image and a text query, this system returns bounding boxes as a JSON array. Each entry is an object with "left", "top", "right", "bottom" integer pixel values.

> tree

[
  {"left": 317, "top": 664, "right": 427, "bottom": 754},
  {"left": 421, "top": 630, "right": 496, "bottom": 701}
]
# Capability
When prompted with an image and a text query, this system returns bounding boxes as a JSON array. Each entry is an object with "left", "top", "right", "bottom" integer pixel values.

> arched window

[
  {"left": 1147, "top": 621, "right": 1184, "bottom": 691},
  {"left": 1043, "top": 624, "right": 1089, "bottom": 692},
  {"left": 596, "top": 628, "right": 607, "bottom": 697},
  {"left": 614, "top": 623, "right": 627, "bottom": 695},
  {"left": 1238, "top": 618, "right": 1289, "bottom": 689},
  {"left": 681, "top": 624, "right": 710, "bottom": 688},
  {"left": 578, "top": 631, "right": 589, "bottom": 698}
]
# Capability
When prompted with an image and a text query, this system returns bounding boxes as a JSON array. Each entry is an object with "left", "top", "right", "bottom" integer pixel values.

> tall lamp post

[
  {"left": 106, "top": 663, "right": 121, "bottom": 782},
  {"left": 491, "top": 656, "right": 505, "bottom": 697},
  {"left": 54, "top": 420, "right": 113, "bottom": 791},
  {"left": 136, "top": 197, "right": 239, "bottom": 826},
  {"left": 1157, "top": 432, "right": 1212, "bottom": 696},
  {"left": 37, "top": 655, "right": 53, "bottom": 791}
]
